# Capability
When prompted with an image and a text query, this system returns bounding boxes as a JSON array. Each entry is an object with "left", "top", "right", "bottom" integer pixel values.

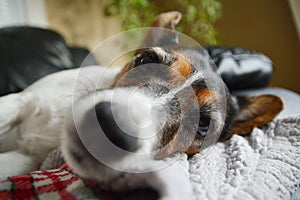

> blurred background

[{"left": 0, "top": 0, "right": 299, "bottom": 93}]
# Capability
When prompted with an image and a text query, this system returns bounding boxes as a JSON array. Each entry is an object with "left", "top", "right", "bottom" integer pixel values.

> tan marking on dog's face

[
  {"left": 185, "top": 140, "right": 202, "bottom": 155},
  {"left": 155, "top": 131, "right": 179, "bottom": 159},
  {"left": 170, "top": 56, "right": 193, "bottom": 78},
  {"left": 195, "top": 88, "right": 220, "bottom": 106}
]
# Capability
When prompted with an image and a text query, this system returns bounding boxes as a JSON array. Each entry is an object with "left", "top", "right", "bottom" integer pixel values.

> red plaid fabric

[{"left": 0, "top": 164, "right": 116, "bottom": 200}]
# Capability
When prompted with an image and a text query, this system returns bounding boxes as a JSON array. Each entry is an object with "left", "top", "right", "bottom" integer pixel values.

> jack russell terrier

[{"left": 0, "top": 12, "right": 283, "bottom": 182}]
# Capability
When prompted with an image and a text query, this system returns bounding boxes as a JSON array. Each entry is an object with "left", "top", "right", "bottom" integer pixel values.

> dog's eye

[
  {"left": 135, "top": 51, "right": 159, "bottom": 66},
  {"left": 197, "top": 117, "right": 210, "bottom": 137}
]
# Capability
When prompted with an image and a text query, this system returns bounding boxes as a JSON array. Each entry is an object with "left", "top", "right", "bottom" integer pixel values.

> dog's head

[{"left": 62, "top": 12, "right": 283, "bottom": 184}]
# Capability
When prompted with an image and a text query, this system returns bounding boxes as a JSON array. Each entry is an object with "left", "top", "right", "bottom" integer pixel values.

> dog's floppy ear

[
  {"left": 139, "top": 11, "right": 182, "bottom": 49},
  {"left": 150, "top": 11, "right": 182, "bottom": 30},
  {"left": 226, "top": 95, "right": 284, "bottom": 139}
]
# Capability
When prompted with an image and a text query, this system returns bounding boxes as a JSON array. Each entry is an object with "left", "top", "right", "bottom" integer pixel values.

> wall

[
  {"left": 216, "top": 0, "right": 300, "bottom": 93},
  {"left": 0, "top": 0, "right": 47, "bottom": 27},
  {"left": 288, "top": 0, "right": 300, "bottom": 42},
  {"left": 25, "top": 0, "right": 48, "bottom": 27},
  {"left": 45, "top": 0, "right": 120, "bottom": 51},
  {"left": 45, "top": 0, "right": 300, "bottom": 93}
]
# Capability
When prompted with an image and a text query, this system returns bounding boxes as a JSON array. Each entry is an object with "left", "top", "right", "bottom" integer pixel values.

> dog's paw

[
  {"left": 0, "top": 92, "right": 36, "bottom": 133},
  {"left": 0, "top": 150, "right": 39, "bottom": 180},
  {"left": 0, "top": 92, "right": 37, "bottom": 152}
]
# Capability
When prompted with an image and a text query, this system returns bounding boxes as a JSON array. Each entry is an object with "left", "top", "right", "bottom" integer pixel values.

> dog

[{"left": 0, "top": 11, "right": 283, "bottom": 183}]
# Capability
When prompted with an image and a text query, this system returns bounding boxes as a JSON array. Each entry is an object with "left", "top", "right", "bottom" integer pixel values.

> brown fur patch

[
  {"left": 170, "top": 57, "right": 193, "bottom": 78},
  {"left": 196, "top": 89, "right": 220, "bottom": 106},
  {"left": 155, "top": 130, "right": 179, "bottom": 159},
  {"left": 185, "top": 140, "right": 202, "bottom": 155}
]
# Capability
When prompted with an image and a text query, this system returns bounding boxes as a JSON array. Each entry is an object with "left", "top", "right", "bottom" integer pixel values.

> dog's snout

[{"left": 95, "top": 102, "right": 139, "bottom": 152}]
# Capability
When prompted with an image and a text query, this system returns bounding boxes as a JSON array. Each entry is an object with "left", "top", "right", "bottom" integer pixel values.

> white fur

[
  {"left": 0, "top": 65, "right": 168, "bottom": 179},
  {"left": 0, "top": 66, "right": 122, "bottom": 178}
]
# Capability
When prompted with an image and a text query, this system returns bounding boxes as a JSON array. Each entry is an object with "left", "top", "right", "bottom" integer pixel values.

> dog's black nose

[{"left": 95, "top": 102, "right": 139, "bottom": 152}]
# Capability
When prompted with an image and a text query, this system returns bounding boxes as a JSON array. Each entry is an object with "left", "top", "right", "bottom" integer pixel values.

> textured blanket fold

[
  {"left": 189, "top": 116, "right": 300, "bottom": 200},
  {"left": 0, "top": 116, "right": 299, "bottom": 200}
]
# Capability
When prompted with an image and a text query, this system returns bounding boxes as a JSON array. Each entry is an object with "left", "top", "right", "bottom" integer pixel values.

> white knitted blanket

[
  {"left": 188, "top": 116, "right": 300, "bottom": 200},
  {"left": 41, "top": 116, "right": 300, "bottom": 200}
]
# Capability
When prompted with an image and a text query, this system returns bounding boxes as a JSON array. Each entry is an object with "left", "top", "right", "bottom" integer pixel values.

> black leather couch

[{"left": 0, "top": 26, "right": 97, "bottom": 96}]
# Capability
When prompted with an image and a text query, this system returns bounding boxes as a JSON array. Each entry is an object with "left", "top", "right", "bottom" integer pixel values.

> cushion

[{"left": 205, "top": 46, "right": 273, "bottom": 91}]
